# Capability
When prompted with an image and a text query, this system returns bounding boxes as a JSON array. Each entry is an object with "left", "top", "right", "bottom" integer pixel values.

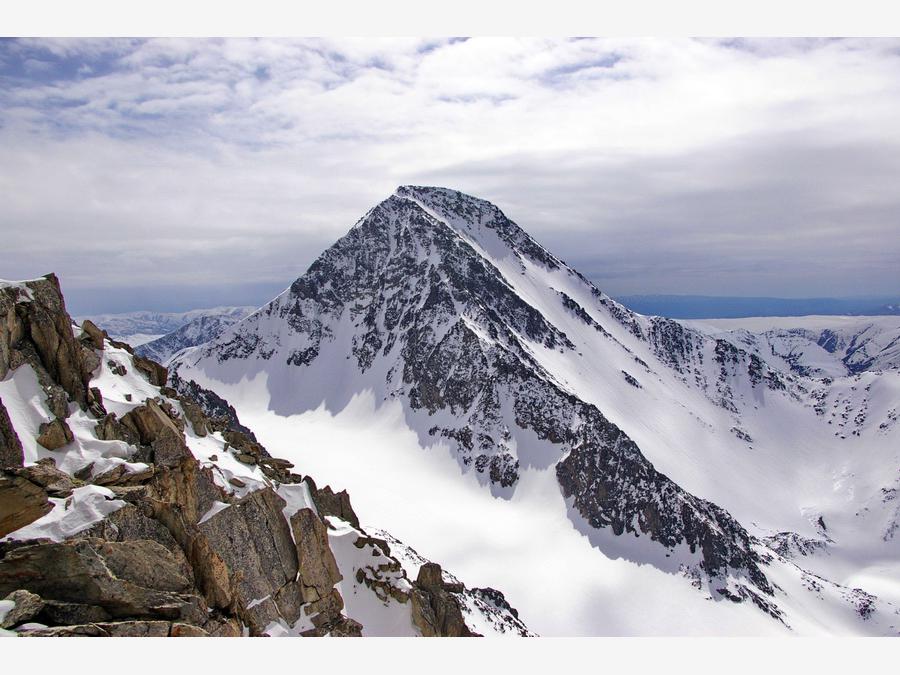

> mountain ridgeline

[{"left": 175, "top": 186, "right": 831, "bottom": 609}]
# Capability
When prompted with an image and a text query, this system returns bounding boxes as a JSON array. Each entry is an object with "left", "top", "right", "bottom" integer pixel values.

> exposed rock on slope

[
  {"left": 0, "top": 275, "right": 527, "bottom": 637},
  {"left": 1, "top": 275, "right": 94, "bottom": 411}
]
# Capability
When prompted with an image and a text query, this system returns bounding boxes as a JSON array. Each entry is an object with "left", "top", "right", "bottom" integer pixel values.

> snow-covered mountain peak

[
  {"left": 171, "top": 188, "right": 900, "bottom": 635},
  {"left": 384, "top": 185, "right": 566, "bottom": 271}
]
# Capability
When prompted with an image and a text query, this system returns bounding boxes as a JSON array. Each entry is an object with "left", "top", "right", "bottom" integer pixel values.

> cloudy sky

[{"left": 1, "top": 37, "right": 898, "bottom": 313}]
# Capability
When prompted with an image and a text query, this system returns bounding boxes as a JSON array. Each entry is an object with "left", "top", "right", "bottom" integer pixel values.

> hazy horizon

[{"left": 61, "top": 274, "right": 899, "bottom": 318}]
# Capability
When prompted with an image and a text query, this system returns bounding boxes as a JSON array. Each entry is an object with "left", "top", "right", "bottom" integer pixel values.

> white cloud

[{"left": 1, "top": 37, "right": 898, "bottom": 308}]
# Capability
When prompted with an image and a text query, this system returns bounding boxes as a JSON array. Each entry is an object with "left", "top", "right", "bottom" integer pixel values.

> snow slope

[{"left": 172, "top": 186, "right": 900, "bottom": 636}]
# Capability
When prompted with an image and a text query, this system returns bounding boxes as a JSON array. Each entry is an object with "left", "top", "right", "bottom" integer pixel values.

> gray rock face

[
  {"left": 290, "top": 507, "right": 342, "bottom": 603},
  {"left": 77, "top": 503, "right": 184, "bottom": 556},
  {"left": 19, "top": 620, "right": 173, "bottom": 637},
  {"left": 0, "top": 538, "right": 206, "bottom": 623},
  {"left": 197, "top": 488, "right": 303, "bottom": 632},
  {"left": 556, "top": 420, "right": 773, "bottom": 600}
]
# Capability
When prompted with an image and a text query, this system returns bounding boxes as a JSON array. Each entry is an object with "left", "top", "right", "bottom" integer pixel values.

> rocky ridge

[{"left": 0, "top": 275, "right": 527, "bottom": 637}]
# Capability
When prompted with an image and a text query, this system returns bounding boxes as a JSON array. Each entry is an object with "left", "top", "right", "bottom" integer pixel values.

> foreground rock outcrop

[{"left": 0, "top": 275, "right": 528, "bottom": 637}]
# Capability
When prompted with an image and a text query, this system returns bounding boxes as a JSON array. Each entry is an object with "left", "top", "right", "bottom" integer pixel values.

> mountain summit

[{"left": 172, "top": 187, "right": 900, "bottom": 635}]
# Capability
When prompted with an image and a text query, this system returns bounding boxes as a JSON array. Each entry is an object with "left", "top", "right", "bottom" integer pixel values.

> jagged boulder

[
  {"left": 87, "top": 387, "right": 106, "bottom": 419},
  {"left": 170, "top": 622, "right": 210, "bottom": 637},
  {"left": 411, "top": 563, "right": 475, "bottom": 637},
  {"left": 79, "top": 320, "right": 106, "bottom": 351},
  {"left": 258, "top": 457, "right": 294, "bottom": 482},
  {"left": 133, "top": 355, "right": 168, "bottom": 387},
  {"left": 37, "top": 417, "right": 74, "bottom": 450},
  {"left": 324, "top": 616, "right": 364, "bottom": 637},
  {"left": 223, "top": 429, "right": 269, "bottom": 460},
  {"left": 91, "top": 463, "right": 155, "bottom": 487},
  {"left": 311, "top": 484, "right": 360, "bottom": 530},
  {"left": 150, "top": 426, "right": 192, "bottom": 469},
  {"left": 36, "top": 599, "right": 112, "bottom": 625},
  {"left": 78, "top": 502, "right": 184, "bottom": 553},
  {"left": 1, "top": 589, "right": 45, "bottom": 628},
  {"left": 120, "top": 399, "right": 180, "bottom": 446},
  {"left": 109, "top": 339, "right": 134, "bottom": 354},
  {"left": 180, "top": 400, "right": 208, "bottom": 437},
  {"left": 119, "top": 399, "right": 192, "bottom": 468},
  {"left": 0, "top": 397, "right": 24, "bottom": 468},
  {"left": 0, "top": 471, "right": 52, "bottom": 538},
  {"left": 80, "top": 345, "right": 101, "bottom": 378},
  {"left": 298, "top": 588, "right": 349, "bottom": 636}
]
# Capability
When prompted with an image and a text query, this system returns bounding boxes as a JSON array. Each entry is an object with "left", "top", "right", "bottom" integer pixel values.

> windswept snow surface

[{"left": 173, "top": 186, "right": 900, "bottom": 636}]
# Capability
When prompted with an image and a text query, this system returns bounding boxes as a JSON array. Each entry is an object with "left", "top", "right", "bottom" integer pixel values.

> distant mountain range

[
  {"left": 76, "top": 307, "right": 256, "bottom": 347},
  {"left": 615, "top": 295, "right": 900, "bottom": 319}
]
